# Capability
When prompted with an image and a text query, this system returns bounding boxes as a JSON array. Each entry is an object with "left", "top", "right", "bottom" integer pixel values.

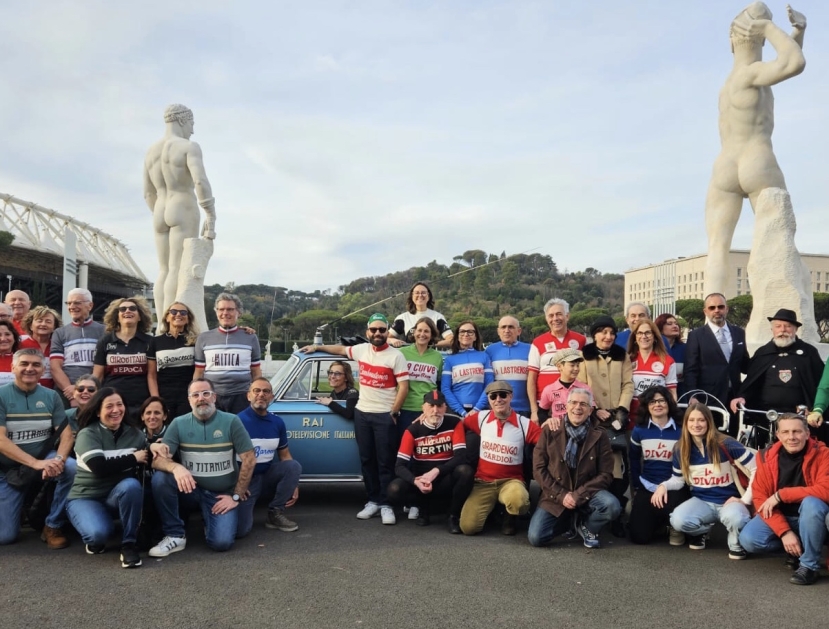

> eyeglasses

[
  {"left": 458, "top": 329, "right": 476, "bottom": 335},
  {"left": 327, "top": 371, "right": 345, "bottom": 377},
  {"left": 188, "top": 390, "right": 214, "bottom": 399},
  {"left": 216, "top": 307, "right": 237, "bottom": 312},
  {"left": 76, "top": 386, "right": 97, "bottom": 393},
  {"left": 568, "top": 401, "right": 591, "bottom": 408},
  {"left": 168, "top": 309, "right": 189, "bottom": 316},
  {"left": 65, "top": 301, "right": 89, "bottom": 307},
  {"left": 412, "top": 291, "right": 429, "bottom": 297},
  {"left": 118, "top": 305, "right": 138, "bottom": 313},
  {"left": 251, "top": 388, "right": 273, "bottom": 395},
  {"left": 488, "top": 391, "right": 510, "bottom": 400},
  {"left": 706, "top": 305, "right": 726, "bottom": 311},
  {"left": 368, "top": 327, "right": 387, "bottom": 334},
  {"left": 648, "top": 398, "right": 668, "bottom": 406},
  {"left": 636, "top": 331, "right": 654, "bottom": 337}
]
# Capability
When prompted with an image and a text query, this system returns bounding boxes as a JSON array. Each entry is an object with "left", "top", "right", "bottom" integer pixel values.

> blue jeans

[
  {"left": 0, "top": 452, "right": 76, "bottom": 545},
  {"left": 528, "top": 490, "right": 621, "bottom": 547},
  {"left": 739, "top": 496, "right": 829, "bottom": 571},
  {"left": 236, "top": 458, "right": 302, "bottom": 538},
  {"left": 670, "top": 496, "right": 750, "bottom": 552},
  {"left": 353, "top": 410, "right": 397, "bottom": 506},
  {"left": 66, "top": 478, "right": 143, "bottom": 546},
  {"left": 152, "top": 471, "right": 238, "bottom": 552}
]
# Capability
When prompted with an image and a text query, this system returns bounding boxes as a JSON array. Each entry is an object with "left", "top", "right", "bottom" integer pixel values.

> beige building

[{"left": 625, "top": 250, "right": 829, "bottom": 315}]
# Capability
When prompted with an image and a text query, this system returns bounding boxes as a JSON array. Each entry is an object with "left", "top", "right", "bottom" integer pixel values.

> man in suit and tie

[{"left": 684, "top": 293, "right": 750, "bottom": 435}]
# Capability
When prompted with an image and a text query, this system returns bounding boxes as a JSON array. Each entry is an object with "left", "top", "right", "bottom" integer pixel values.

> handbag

[{"left": 4, "top": 420, "right": 67, "bottom": 491}]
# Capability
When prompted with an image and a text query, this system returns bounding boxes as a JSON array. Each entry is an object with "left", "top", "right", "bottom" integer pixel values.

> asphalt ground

[{"left": 1, "top": 482, "right": 825, "bottom": 629}]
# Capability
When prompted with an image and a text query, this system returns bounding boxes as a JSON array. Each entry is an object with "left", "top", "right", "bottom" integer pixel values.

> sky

[{"left": 2, "top": 0, "right": 829, "bottom": 293}]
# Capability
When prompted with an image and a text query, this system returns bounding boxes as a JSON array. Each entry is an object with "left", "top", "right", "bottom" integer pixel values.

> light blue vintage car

[{"left": 268, "top": 351, "right": 362, "bottom": 481}]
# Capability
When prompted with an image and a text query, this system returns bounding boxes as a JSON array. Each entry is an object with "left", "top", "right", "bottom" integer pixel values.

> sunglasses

[
  {"left": 327, "top": 371, "right": 345, "bottom": 377},
  {"left": 118, "top": 305, "right": 138, "bottom": 313},
  {"left": 76, "top": 386, "right": 97, "bottom": 393},
  {"left": 368, "top": 327, "right": 388, "bottom": 334},
  {"left": 488, "top": 391, "right": 509, "bottom": 400},
  {"left": 707, "top": 305, "right": 726, "bottom": 311},
  {"left": 168, "top": 308, "right": 189, "bottom": 316}
]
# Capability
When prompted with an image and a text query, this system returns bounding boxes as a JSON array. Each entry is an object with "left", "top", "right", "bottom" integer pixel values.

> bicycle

[
  {"left": 676, "top": 389, "right": 730, "bottom": 433},
  {"left": 736, "top": 404, "right": 809, "bottom": 450}
]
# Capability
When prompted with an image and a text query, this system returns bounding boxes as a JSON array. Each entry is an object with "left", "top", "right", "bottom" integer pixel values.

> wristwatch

[
  {"left": 232, "top": 493, "right": 241, "bottom": 502},
  {"left": 55, "top": 454, "right": 64, "bottom": 462}
]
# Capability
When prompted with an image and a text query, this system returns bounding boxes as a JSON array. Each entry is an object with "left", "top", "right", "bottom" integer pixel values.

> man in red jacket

[{"left": 738, "top": 413, "right": 829, "bottom": 585}]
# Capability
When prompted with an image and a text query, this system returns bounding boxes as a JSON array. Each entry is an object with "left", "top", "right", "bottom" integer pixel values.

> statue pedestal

[
  {"left": 175, "top": 237, "right": 213, "bottom": 333},
  {"left": 745, "top": 187, "right": 820, "bottom": 354}
]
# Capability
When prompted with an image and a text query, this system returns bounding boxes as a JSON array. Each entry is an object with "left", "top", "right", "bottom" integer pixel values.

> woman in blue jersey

[
  {"left": 627, "top": 386, "right": 690, "bottom": 545},
  {"left": 653, "top": 402, "right": 754, "bottom": 558},
  {"left": 441, "top": 321, "right": 493, "bottom": 417}
]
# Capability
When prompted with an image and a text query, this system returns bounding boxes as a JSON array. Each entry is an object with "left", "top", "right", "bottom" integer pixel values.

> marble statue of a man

[
  {"left": 703, "top": 3, "right": 806, "bottom": 295},
  {"left": 144, "top": 104, "right": 216, "bottom": 319}
]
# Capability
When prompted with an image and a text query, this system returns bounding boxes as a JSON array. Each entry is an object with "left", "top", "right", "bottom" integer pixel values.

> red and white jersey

[
  {"left": 538, "top": 379, "right": 593, "bottom": 421},
  {"left": 346, "top": 343, "right": 409, "bottom": 413},
  {"left": 632, "top": 351, "right": 677, "bottom": 397},
  {"left": 397, "top": 416, "right": 466, "bottom": 465},
  {"left": 464, "top": 410, "right": 540, "bottom": 482},
  {"left": 527, "top": 330, "right": 586, "bottom": 397}
]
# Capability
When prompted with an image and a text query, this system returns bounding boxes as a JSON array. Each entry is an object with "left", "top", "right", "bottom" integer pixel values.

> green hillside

[{"left": 203, "top": 249, "right": 625, "bottom": 349}]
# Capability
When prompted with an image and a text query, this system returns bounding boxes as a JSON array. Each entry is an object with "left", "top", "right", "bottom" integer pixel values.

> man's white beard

[{"left": 773, "top": 335, "right": 795, "bottom": 348}]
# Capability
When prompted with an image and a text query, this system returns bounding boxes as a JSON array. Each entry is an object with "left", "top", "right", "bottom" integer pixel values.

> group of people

[
  {"left": 305, "top": 284, "right": 829, "bottom": 586},
  {"left": 0, "top": 290, "right": 301, "bottom": 569},
  {"left": 5, "top": 284, "right": 829, "bottom": 586}
]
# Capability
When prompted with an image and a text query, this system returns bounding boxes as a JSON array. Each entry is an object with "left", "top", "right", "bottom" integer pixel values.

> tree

[
  {"left": 568, "top": 308, "right": 609, "bottom": 336},
  {"left": 726, "top": 295, "right": 753, "bottom": 328},
  {"left": 813, "top": 293, "right": 829, "bottom": 340},
  {"left": 676, "top": 299, "right": 705, "bottom": 329},
  {"left": 0, "top": 231, "right": 14, "bottom": 250}
]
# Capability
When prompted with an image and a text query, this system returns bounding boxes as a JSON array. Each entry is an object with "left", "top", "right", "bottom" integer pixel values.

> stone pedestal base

[
  {"left": 175, "top": 237, "right": 213, "bottom": 333},
  {"left": 745, "top": 187, "right": 820, "bottom": 354}
]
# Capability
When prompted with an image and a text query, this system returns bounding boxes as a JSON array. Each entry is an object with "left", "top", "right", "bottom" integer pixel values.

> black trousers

[
  {"left": 387, "top": 465, "right": 475, "bottom": 518},
  {"left": 628, "top": 485, "right": 692, "bottom": 545}
]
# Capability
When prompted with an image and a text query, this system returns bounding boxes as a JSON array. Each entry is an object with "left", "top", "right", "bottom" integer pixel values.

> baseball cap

[
  {"left": 367, "top": 313, "right": 388, "bottom": 326},
  {"left": 423, "top": 390, "right": 446, "bottom": 405}
]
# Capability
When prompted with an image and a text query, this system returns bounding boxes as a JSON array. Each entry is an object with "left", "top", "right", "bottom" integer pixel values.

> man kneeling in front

[
  {"left": 459, "top": 381, "right": 540, "bottom": 536},
  {"left": 739, "top": 413, "right": 829, "bottom": 585},
  {"left": 528, "top": 388, "right": 620, "bottom": 548},
  {"left": 149, "top": 379, "right": 256, "bottom": 556}
]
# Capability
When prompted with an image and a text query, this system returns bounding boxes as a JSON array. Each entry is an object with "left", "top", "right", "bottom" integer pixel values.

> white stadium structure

[{"left": 0, "top": 193, "right": 149, "bottom": 312}]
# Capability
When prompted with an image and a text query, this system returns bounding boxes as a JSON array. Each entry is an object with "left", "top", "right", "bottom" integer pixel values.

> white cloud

[{"left": 1, "top": 1, "right": 827, "bottom": 293}]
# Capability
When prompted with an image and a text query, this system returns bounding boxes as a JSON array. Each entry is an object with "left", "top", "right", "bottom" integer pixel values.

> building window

[
  {"left": 737, "top": 279, "right": 742, "bottom": 289},
  {"left": 818, "top": 271, "right": 822, "bottom": 281},
  {"left": 737, "top": 290, "right": 742, "bottom": 296},
  {"left": 737, "top": 268, "right": 742, "bottom": 277}
]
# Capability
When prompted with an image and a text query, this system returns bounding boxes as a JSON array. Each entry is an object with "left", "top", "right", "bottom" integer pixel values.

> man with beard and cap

[
  {"left": 301, "top": 313, "right": 409, "bottom": 525},
  {"left": 148, "top": 378, "right": 255, "bottom": 556},
  {"left": 459, "top": 380, "right": 541, "bottom": 536},
  {"left": 730, "top": 309, "right": 824, "bottom": 446}
]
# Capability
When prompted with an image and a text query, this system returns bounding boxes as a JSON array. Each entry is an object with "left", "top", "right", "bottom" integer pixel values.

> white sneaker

[
  {"left": 407, "top": 506, "right": 420, "bottom": 520},
  {"left": 381, "top": 506, "right": 396, "bottom": 525},
  {"left": 356, "top": 502, "right": 381, "bottom": 519},
  {"left": 148, "top": 536, "right": 187, "bottom": 558}
]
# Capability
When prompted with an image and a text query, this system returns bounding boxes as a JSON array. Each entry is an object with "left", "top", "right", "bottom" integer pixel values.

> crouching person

[
  {"left": 739, "top": 413, "right": 829, "bottom": 585},
  {"left": 66, "top": 388, "right": 147, "bottom": 568},
  {"left": 387, "top": 391, "right": 474, "bottom": 533},
  {"left": 236, "top": 378, "right": 302, "bottom": 536},
  {"left": 459, "top": 381, "right": 540, "bottom": 536},
  {"left": 148, "top": 379, "right": 256, "bottom": 556},
  {"left": 528, "top": 388, "right": 620, "bottom": 548}
]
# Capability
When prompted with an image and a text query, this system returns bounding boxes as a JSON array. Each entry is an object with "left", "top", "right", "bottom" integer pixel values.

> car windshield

[{"left": 270, "top": 354, "right": 300, "bottom": 392}]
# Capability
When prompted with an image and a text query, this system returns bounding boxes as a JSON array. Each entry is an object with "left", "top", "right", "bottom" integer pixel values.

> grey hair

[
  {"left": 74, "top": 373, "right": 102, "bottom": 388},
  {"left": 214, "top": 292, "right": 243, "bottom": 312},
  {"left": 12, "top": 348, "right": 44, "bottom": 367},
  {"left": 625, "top": 302, "right": 651, "bottom": 318},
  {"left": 67, "top": 287, "right": 93, "bottom": 302},
  {"left": 164, "top": 104, "right": 194, "bottom": 125},
  {"left": 568, "top": 387, "right": 594, "bottom": 407},
  {"left": 777, "top": 412, "right": 809, "bottom": 430},
  {"left": 544, "top": 298, "right": 570, "bottom": 316}
]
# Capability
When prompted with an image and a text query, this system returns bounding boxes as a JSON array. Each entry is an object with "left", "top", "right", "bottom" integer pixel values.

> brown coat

[
  {"left": 533, "top": 420, "right": 614, "bottom": 517},
  {"left": 578, "top": 342, "right": 634, "bottom": 412}
]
